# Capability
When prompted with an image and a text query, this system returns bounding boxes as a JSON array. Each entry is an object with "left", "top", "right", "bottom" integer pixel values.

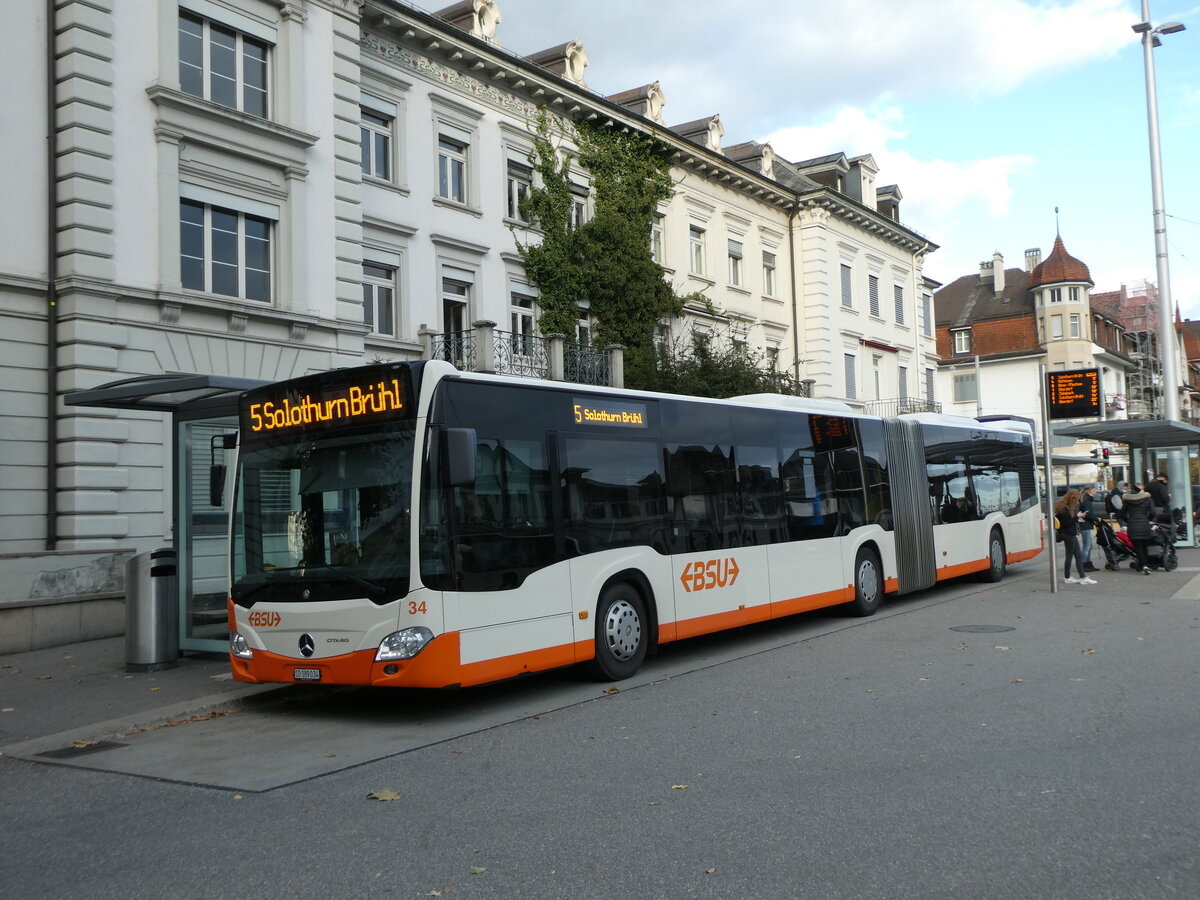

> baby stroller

[
  {"left": 1096, "top": 519, "right": 1136, "bottom": 570},
  {"left": 1144, "top": 511, "right": 1180, "bottom": 572}
]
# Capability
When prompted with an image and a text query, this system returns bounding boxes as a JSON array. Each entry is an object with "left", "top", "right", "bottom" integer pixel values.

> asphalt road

[{"left": 3, "top": 560, "right": 1199, "bottom": 899}]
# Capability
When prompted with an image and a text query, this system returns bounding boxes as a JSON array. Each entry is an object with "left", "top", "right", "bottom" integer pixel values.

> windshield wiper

[{"left": 263, "top": 563, "right": 388, "bottom": 599}]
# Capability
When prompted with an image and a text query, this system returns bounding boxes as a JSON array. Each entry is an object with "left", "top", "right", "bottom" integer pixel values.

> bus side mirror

[
  {"left": 444, "top": 427, "right": 477, "bottom": 487},
  {"left": 209, "top": 433, "right": 237, "bottom": 508}
]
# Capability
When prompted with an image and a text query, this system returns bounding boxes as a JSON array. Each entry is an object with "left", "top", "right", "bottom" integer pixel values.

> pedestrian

[
  {"left": 1122, "top": 482, "right": 1156, "bottom": 575},
  {"left": 1079, "top": 484, "right": 1100, "bottom": 572},
  {"left": 1147, "top": 472, "right": 1171, "bottom": 520},
  {"left": 1055, "top": 489, "right": 1093, "bottom": 585},
  {"left": 1105, "top": 480, "right": 1126, "bottom": 525}
]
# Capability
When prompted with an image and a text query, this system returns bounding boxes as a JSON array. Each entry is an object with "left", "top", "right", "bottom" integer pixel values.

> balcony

[
  {"left": 862, "top": 397, "right": 942, "bottom": 417},
  {"left": 421, "top": 321, "right": 623, "bottom": 387}
]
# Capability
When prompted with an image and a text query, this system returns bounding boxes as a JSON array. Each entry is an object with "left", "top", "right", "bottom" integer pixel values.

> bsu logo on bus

[{"left": 680, "top": 557, "right": 740, "bottom": 593}]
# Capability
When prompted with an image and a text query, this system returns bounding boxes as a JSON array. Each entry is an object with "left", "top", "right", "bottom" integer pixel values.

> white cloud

[{"left": 767, "top": 105, "right": 1033, "bottom": 253}]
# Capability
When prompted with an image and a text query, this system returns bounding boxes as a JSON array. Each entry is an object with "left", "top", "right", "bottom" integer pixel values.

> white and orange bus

[{"left": 226, "top": 361, "right": 1042, "bottom": 687}]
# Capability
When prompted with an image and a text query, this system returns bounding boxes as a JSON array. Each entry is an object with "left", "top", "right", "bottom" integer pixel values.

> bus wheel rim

[
  {"left": 604, "top": 599, "right": 641, "bottom": 660},
  {"left": 858, "top": 560, "right": 879, "bottom": 602}
]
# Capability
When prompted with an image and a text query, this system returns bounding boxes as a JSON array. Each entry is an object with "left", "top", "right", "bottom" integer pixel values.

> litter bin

[{"left": 125, "top": 548, "right": 179, "bottom": 672}]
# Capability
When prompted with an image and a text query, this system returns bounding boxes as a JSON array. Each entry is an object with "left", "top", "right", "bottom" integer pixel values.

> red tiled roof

[{"left": 1027, "top": 236, "right": 1093, "bottom": 288}]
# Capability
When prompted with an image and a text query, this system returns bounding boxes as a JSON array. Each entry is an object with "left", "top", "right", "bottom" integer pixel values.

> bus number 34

[
  {"left": 408, "top": 600, "right": 428, "bottom": 615},
  {"left": 680, "top": 558, "right": 740, "bottom": 593}
]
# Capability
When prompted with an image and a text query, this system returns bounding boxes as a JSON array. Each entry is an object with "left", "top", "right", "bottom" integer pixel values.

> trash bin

[{"left": 125, "top": 548, "right": 179, "bottom": 672}]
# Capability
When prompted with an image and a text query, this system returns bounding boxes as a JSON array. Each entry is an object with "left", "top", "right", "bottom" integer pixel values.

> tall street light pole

[{"left": 1133, "top": 0, "right": 1186, "bottom": 421}]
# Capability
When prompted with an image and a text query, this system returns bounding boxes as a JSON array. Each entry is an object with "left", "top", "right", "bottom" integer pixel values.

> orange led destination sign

[
  {"left": 247, "top": 378, "right": 405, "bottom": 434},
  {"left": 810, "top": 414, "right": 855, "bottom": 449},
  {"left": 571, "top": 398, "right": 649, "bottom": 428},
  {"left": 1046, "top": 368, "right": 1101, "bottom": 420}
]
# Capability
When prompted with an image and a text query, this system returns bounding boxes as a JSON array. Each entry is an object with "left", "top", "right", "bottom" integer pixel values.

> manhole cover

[{"left": 950, "top": 625, "right": 1016, "bottom": 633}]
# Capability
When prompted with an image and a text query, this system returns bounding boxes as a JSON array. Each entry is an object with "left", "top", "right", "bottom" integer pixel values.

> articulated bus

[{"left": 225, "top": 361, "right": 1042, "bottom": 688}]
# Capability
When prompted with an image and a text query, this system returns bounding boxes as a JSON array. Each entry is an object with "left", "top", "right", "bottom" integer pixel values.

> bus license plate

[{"left": 293, "top": 668, "right": 321, "bottom": 681}]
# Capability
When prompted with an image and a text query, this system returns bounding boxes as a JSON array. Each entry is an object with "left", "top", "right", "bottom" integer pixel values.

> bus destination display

[
  {"left": 810, "top": 414, "right": 855, "bottom": 449},
  {"left": 242, "top": 370, "right": 412, "bottom": 442},
  {"left": 571, "top": 398, "right": 649, "bottom": 428},
  {"left": 1046, "top": 369, "right": 1101, "bottom": 420}
]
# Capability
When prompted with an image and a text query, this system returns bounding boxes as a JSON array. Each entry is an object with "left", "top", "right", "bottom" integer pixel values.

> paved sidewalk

[{"left": 0, "top": 636, "right": 284, "bottom": 752}]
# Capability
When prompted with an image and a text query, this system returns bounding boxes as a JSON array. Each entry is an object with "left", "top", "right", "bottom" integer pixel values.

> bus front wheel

[
  {"left": 848, "top": 547, "right": 882, "bottom": 617},
  {"left": 592, "top": 583, "right": 648, "bottom": 681}
]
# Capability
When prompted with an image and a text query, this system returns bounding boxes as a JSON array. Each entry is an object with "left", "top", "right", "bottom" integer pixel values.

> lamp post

[{"left": 1133, "top": 1, "right": 1185, "bottom": 421}]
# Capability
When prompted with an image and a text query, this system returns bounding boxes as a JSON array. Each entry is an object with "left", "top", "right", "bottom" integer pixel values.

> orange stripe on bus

[
  {"left": 1007, "top": 547, "right": 1042, "bottom": 564},
  {"left": 936, "top": 558, "right": 989, "bottom": 580}
]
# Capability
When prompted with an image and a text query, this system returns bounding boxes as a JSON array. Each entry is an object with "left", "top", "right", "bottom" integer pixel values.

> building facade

[{"left": 3, "top": 0, "right": 936, "bottom": 649}]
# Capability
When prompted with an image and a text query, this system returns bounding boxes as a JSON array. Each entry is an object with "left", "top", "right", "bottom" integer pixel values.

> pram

[
  {"left": 1096, "top": 515, "right": 1179, "bottom": 571},
  {"left": 1145, "top": 511, "right": 1180, "bottom": 571},
  {"left": 1096, "top": 519, "right": 1136, "bottom": 570}
]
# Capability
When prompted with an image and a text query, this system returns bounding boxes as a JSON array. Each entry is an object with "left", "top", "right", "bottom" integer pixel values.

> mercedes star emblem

[{"left": 298, "top": 633, "right": 316, "bottom": 658}]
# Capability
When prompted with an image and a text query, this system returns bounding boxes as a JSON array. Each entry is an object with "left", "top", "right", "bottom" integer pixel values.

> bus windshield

[{"left": 231, "top": 422, "right": 416, "bottom": 605}]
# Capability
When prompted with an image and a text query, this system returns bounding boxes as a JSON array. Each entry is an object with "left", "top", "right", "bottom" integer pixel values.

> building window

[
  {"left": 952, "top": 329, "right": 971, "bottom": 355},
  {"left": 361, "top": 109, "right": 391, "bottom": 180},
  {"left": 570, "top": 182, "right": 589, "bottom": 229},
  {"left": 868, "top": 274, "right": 880, "bottom": 317},
  {"left": 689, "top": 225, "right": 706, "bottom": 276},
  {"left": 727, "top": 240, "right": 743, "bottom": 286},
  {"left": 577, "top": 305, "right": 592, "bottom": 346},
  {"left": 180, "top": 199, "right": 270, "bottom": 301},
  {"left": 894, "top": 284, "right": 905, "bottom": 324},
  {"left": 766, "top": 345, "right": 779, "bottom": 371},
  {"left": 362, "top": 263, "right": 397, "bottom": 336},
  {"left": 437, "top": 136, "right": 467, "bottom": 203},
  {"left": 507, "top": 160, "right": 532, "bottom": 221},
  {"left": 953, "top": 372, "right": 978, "bottom": 403},
  {"left": 1051, "top": 314, "right": 1063, "bottom": 340},
  {"left": 178, "top": 11, "right": 268, "bottom": 117},
  {"left": 899, "top": 365, "right": 908, "bottom": 400},
  {"left": 763, "top": 251, "right": 777, "bottom": 297},
  {"left": 925, "top": 368, "right": 935, "bottom": 403},
  {"left": 872, "top": 354, "right": 882, "bottom": 399},
  {"left": 1070, "top": 286, "right": 1081, "bottom": 302},
  {"left": 649, "top": 217, "right": 664, "bottom": 264},
  {"left": 844, "top": 353, "right": 857, "bottom": 400},
  {"left": 1069, "top": 313, "right": 1081, "bottom": 338},
  {"left": 922, "top": 293, "right": 933, "bottom": 337},
  {"left": 1049, "top": 288, "right": 1062, "bottom": 303},
  {"left": 841, "top": 264, "right": 853, "bottom": 309},
  {"left": 510, "top": 292, "right": 536, "bottom": 356}
]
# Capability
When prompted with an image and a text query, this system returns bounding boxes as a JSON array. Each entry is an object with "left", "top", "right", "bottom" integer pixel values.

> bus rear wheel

[
  {"left": 982, "top": 529, "right": 1006, "bottom": 582},
  {"left": 592, "top": 583, "right": 648, "bottom": 681},
  {"left": 847, "top": 547, "right": 882, "bottom": 617}
]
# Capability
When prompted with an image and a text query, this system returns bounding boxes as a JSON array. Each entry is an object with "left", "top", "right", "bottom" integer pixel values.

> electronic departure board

[{"left": 1046, "top": 368, "right": 1101, "bottom": 420}]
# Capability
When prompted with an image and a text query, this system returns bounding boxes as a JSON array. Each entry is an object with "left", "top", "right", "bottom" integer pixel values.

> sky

[{"left": 443, "top": 0, "right": 1200, "bottom": 318}]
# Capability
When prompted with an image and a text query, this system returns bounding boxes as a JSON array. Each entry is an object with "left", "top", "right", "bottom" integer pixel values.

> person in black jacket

[
  {"left": 1147, "top": 473, "right": 1171, "bottom": 518},
  {"left": 1123, "top": 483, "right": 1157, "bottom": 575},
  {"left": 1078, "top": 484, "right": 1100, "bottom": 572},
  {"left": 1105, "top": 481, "right": 1127, "bottom": 527},
  {"left": 1055, "top": 489, "right": 1093, "bottom": 584}
]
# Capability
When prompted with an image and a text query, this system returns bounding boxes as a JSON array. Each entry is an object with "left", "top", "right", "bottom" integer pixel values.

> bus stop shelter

[
  {"left": 66, "top": 373, "right": 268, "bottom": 653},
  {"left": 1053, "top": 417, "right": 1200, "bottom": 544}
]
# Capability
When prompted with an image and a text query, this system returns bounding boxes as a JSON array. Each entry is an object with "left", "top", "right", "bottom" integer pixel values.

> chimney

[
  {"left": 992, "top": 251, "right": 1005, "bottom": 295},
  {"left": 1024, "top": 247, "right": 1042, "bottom": 272}
]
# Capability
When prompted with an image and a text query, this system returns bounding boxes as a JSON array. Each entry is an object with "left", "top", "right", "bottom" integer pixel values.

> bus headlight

[
  {"left": 376, "top": 627, "right": 434, "bottom": 661},
  {"left": 230, "top": 632, "right": 253, "bottom": 659}
]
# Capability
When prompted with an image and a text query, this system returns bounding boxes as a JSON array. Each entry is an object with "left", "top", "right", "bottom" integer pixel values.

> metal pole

[
  {"left": 1040, "top": 365, "right": 1059, "bottom": 593},
  {"left": 1139, "top": 0, "right": 1181, "bottom": 421}
]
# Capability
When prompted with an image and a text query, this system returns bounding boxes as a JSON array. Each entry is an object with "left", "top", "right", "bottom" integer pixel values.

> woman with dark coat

[
  {"left": 1122, "top": 483, "right": 1156, "bottom": 575},
  {"left": 1055, "top": 489, "right": 1092, "bottom": 584}
]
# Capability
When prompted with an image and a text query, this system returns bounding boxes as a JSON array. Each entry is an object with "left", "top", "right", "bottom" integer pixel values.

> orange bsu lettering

[
  {"left": 247, "top": 611, "right": 282, "bottom": 627},
  {"left": 680, "top": 557, "right": 740, "bottom": 593}
]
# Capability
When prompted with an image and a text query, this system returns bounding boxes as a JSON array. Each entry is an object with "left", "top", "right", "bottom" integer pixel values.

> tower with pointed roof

[{"left": 1027, "top": 235, "right": 1096, "bottom": 370}]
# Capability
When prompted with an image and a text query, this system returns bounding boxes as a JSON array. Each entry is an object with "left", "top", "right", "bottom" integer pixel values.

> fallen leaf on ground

[
  {"left": 37, "top": 675, "right": 52, "bottom": 681},
  {"left": 604, "top": 686, "right": 620, "bottom": 694},
  {"left": 368, "top": 790, "right": 401, "bottom": 801},
  {"left": 1082, "top": 649, "right": 1096, "bottom": 655},
  {"left": 705, "top": 868, "right": 716, "bottom": 875},
  {"left": 2, "top": 708, "right": 14, "bottom": 713},
  {"left": 671, "top": 784, "right": 688, "bottom": 790},
  {"left": 469, "top": 866, "right": 486, "bottom": 875},
  {"left": 1011, "top": 679, "right": 1024, "bottom": 683},
  {"left": 72, "top": 739, "right": 99, "bottom": 748}
]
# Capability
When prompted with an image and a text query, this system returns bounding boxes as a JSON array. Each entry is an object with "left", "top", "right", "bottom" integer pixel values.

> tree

[{"left": 515, "top": 110, "right": 794, "bottom": 397}]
